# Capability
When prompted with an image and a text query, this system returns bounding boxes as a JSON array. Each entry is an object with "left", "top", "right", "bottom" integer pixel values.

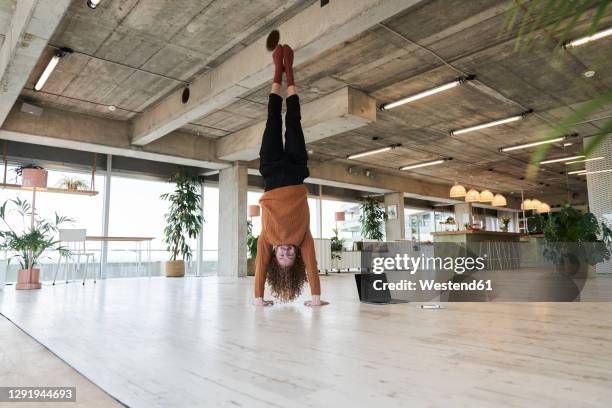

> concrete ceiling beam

[
  {"left": 216, "top": 87, "right": 376, "bottom": 161},
  {"left": 0, "top": 0, "right": 71, "bottom": 125},
  {"left": 0, "top": 105, "right": 227, "bottom": 170},
  {"left": 130, "top": 0, "right": 426, "bottom": 146}
]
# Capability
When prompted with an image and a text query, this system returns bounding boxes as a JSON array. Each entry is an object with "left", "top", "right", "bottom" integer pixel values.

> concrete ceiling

[
  {"left": 11, "top": 0, "right": 612, "bottom": 203},
  {"left": 0, "top": 0, "right": 16, "bottom": 49},
  {"left": 18, "top": 0, "right": 316, "bottom": 122}
]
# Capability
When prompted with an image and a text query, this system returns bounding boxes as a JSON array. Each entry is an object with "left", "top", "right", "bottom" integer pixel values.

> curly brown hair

[{"left": 267, "top": 247, "right": 307, "bottom": 302}]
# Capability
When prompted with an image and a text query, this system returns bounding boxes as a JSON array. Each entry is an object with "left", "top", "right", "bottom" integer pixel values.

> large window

[
  {"left": 107, "top": 175, "right": 218, "bottom": 276},
  {"left": 322, "top": 199, "right": 362, "bottom": 249},
  {"left": 1, "top": 165, "right": 105, "bottom": 281}
]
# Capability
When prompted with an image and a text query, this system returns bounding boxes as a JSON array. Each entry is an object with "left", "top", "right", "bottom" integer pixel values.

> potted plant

[
  {"left": 358, "top": 196, "right": 387, "bottom": 244},
  {"left": 246, "top": 220, "right": 258, "bottom": 276},
  {"left": 16, "top": 164, "right": 47, "bottom": 188},
  {"left": 160, "top": 171, "right": 204, "bottom": 277},
  {"left": 330, "top": 227, "right": 345, "bottom": 261},
  {"left": 541, "top": 203, "right": 612, "bottom": 278},
  {"left": 58, "top": 176, "right": 89, "bottom": 191},
  {"left": 500, "top": 215, "right": 511, "bottom": 232},
  {"left": 0, "top": 198, "right": 72, "bottom": 289}
]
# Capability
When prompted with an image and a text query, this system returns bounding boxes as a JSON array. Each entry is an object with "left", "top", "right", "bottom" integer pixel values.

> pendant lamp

[
  {"left": 491, "top": 193, "right": 507, "bottom": 207},
  {"left": 479, "top": 189, "right": 494, "bottom": 202},
  {"left": 449, "top": 182, "right": 467, "bottom": 198},
  {"left": 465, "top": 188, "right": 480, "bottom": 203}
]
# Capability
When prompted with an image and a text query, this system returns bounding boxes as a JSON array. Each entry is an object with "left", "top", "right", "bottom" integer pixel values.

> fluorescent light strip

[
  {"left": 565, "top": 156, "right": 604, "bottom": 165},
  {"left": 567, "top": 169, "right": 587, "bottom": 175},
  {"left": 540, "top": 155, "right": 585, "bottom": 165},
  {"left": 451, "top": 114, "right": 525, "bottom": 136},
  {"left": 34, "top": 55, "right": 60, "bottom": 91},
  {"left": 500, "top": 136, "right": 566, "bottom": 152},
  {"left": 564, "top": 27, "right": 612, "bottom": 48},
  {"left": 579, "top": 168, "right": 612, "bottom": 176},
  {"left": 400, "top": 159, "right": 446, "bottom": 171},
  {"left": 381, "top": 80, "right": 461, "bottom": 110},
  {"left": 347, "top": 146, "right": 392, "bottom": 160}
]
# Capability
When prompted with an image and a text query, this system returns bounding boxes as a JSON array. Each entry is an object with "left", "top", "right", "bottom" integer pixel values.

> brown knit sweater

[{"left": 254, "top": 184, "right": 320, "bottom": 298}]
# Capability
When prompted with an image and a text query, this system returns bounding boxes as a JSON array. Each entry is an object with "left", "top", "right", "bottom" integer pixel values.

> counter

[{"left": 432, "top": 230, "right": 524, "bottom": 243}]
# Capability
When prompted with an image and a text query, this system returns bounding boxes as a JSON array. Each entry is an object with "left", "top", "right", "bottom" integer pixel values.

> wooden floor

[
  {"left": 1, "top": 274, "right": 611, "bottom": 407},
  {"left": 0, "top": 315, "right": 122, "bottom": 407}
]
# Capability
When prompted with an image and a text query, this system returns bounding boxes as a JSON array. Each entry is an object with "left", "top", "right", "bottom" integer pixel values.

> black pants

[{"left": 259, "top": 93, "right": 309, "bottom": 191}]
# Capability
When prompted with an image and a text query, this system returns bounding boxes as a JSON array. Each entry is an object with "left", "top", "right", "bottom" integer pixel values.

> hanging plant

[{"left": 359, "top": 196, "right": 387, "bottom": 241}]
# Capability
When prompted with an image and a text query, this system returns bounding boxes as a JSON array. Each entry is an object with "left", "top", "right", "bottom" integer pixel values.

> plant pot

[
  {"left": 247, "top": 258, "right": 255, "bottom": 276},
  {"left": 22, "top": 169, "right": 48, "bottom": 188},
  {"left": 165, "top": 260, "right": 185, "bottom": 277},
  {"left": 16, "top": 268, "right": 42, "bottom": 290},
  {"left": 556, "top": 254, "right": 595, "bottom": 279}
]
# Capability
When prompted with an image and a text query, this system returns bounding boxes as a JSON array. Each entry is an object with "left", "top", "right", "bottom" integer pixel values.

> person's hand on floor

[
  {"left": 304, "top": 295, "right": 329, "bottom": 307},
  {"left": 253, "top": 298, "right": 274, "bottom": 306}
]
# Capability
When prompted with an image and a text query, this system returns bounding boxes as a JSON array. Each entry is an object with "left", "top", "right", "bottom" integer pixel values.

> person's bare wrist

[{"left": 253, "top": 297, "right": 273, "bottom": 306}]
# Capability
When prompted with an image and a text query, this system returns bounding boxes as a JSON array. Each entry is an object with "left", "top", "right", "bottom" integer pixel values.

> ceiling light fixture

[
  {"left": 450, "top": 110, "right": 532, "bottom": 136},
  {"left": 479, "top": 189, "right": 494, "bottom": 203},
  {"left": 540, "top": 155, "right": 586, "bottom": 164},
  {"left": 565, "top": 156, "right": 604, "bottom": 165},
  {"left": 87, "top": 0, "right": 102, "bottom": 9},
  {"left": 579, "top": 168, "right": 612, "bottom": 176},
  {"left": 537, "top": 202, "right": 551, "bottom": 213},
  {"left": 347, "top": 144, "right": 399, "bottom": 160},
  {"left": 529, "top": 199, "right": 542, "bottom": 210},
  {"left": 449, "top": 182, "right": 467, "bottom": 198},
  {"left": 491, "top": 193, "right": 507, "bottom": 207},
  {"left": 567, "top": 169, "right": 587, "bottom": 175},
  {"left": 521, "top": 199, "right": 533, "bottom": 210},
  {"left": 379, "top": 75, "right": 475, "bottom": 111},
  {"left": 399, "top": 158, "right": 449, "bottom": 171},
  {"left": 563, "top": 26, "right": 612, "bottom": 48},
  {"left": 34, "top": 47, "right": 73, "bottom": 91},
  {"left": 465, "top": 188, "right": 481, "bottom": 203},
  {"left": 499, "top": 136, "right": 567, "bottom": 152}
]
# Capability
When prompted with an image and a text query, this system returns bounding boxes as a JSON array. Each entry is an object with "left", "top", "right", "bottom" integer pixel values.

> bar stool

[{"left": 53, "top": 229, "right": 96, "bottom": 285}]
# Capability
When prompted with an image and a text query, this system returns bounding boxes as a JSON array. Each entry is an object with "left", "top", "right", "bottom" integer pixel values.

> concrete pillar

[
  {"left": 100, "top": 155, "right": 112, "bottom": 279},
  {"left": 384, "top": 192, "right": 405, "bottom": 240},
  {"left": 218, "top": 162, "right": 248, "bottom": 277},
  {"left": 196, "top": 181, "right": 205, "bottom": 276},
  {"left": 454, "top": 203, "right": 473, "bottom": 229},
  {"left": 585, "top": 136, "right": 612, "bottom": 274}
]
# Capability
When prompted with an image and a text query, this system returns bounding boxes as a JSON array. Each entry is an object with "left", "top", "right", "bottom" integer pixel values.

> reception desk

[
  {"left": 432, "top": 230, "right": 524, "bottom": 243},
  {"left": 432, "top": 230, "right": 524, "bottom": 270}
]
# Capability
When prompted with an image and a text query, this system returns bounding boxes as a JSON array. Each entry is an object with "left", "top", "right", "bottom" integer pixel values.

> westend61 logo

[{"left": 371, "top": 254, "right": 487, "bottom": 275}]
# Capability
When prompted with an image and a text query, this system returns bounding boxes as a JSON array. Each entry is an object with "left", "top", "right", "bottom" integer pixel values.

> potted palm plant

[
  {"left": 160, "top": 171, "right": 204, "bottom": 277},
  {"left": 355, "top": 197, "right": 387, "bottom": 250},
  {"left": 246, "top": 221, "right": 258, "bottom": 276},
  {"left": 541, "top": 204, "right": 612, "bottom": 278},
  {"left": 0, "top": 198, "right": 71, "bottom": 289}
]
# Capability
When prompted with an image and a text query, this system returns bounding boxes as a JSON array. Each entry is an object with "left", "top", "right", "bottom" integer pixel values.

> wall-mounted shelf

[{"left": 0, "top": 183, "right": 99, "bottom": 196}]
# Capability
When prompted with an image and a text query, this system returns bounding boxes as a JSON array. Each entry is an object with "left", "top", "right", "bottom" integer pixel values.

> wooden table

[{"left": 86, "top": 236, "right": 154, "bottom": 277}]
